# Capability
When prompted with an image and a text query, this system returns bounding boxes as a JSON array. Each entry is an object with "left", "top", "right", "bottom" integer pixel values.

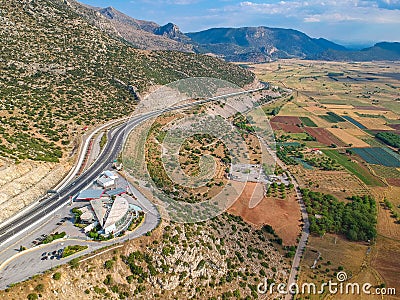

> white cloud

[
  {"left": 304, "top": 16, "right": 320, "bottom": 22},
  {"left": 230, "top": 0, "right": 400, "bottom": 24}
]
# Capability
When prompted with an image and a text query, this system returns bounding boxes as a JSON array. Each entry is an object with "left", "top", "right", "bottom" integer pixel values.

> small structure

[
  {"left": 80, "top": 206, "right": 95, "bottom": 223},
  {"left": 229, "top": 163, "right": 270, "bottom": 184},
  {"left": 76, "top": 189, "right": 104, "bottom": 201},
  {"left": 84, "top": 221, "right": 98, "bottom": 233},
  {"left": 97, "top": 176, "right": 115, "bottom": 189}
]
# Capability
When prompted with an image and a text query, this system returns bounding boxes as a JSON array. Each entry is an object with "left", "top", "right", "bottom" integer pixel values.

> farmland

[
  {"left": 351, "top": 147, "right": 400, "bottom": 167},
  {"left": 322, "top": 149, "right": 385, "bottom": 186},
  {"left": 299, "top": 117, "right": 317, "bottom": 127},
  {"left": 251, "top": 59, "right": 400, "bottom": 296},
  {"left": 303, "top": 127, "right": 347, "bottom": 147}
]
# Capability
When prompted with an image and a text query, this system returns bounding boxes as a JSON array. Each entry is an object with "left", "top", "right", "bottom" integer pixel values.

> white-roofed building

[
  {"left": 90, "top": 198, "right": 107, "bottom": 227},
  {"left": 97, "top": 176, "right": 115, "bottom": 189},
  {"left": 80, "top": 206, "right": 95, "bottom": 223},
  {"left": 76, "top": 189, "right": 104, "bottom": 201},
  {"left": 103, "top": 170, "right": 118, "bottom": 180},
  {"left": 103, "top": 196, "right": 129, "bottom": 234}
]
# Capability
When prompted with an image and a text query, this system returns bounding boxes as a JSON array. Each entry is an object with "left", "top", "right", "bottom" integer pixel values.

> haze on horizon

[{"left": 81, "top": 0, "right": 400, "bottom": 47}]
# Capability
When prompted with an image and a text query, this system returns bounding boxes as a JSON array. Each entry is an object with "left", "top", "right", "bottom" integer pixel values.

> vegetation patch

[
  {"left": 62, "top": 245, "right": 88, "bottom": 258},
  {"left": 376, "top": 132, "right": 400, "bottom": 148},
  {"left": 320, "top": 112, "right": 346, "bottom": 123},
  {"left": 299, "top": 117, "right": 317, "bottom": 127},
  {"left": 41, "top": 232, "right": 66, "bottom": 244},
  {"left": 302, "top": 189, "right": 377, "bottom": 241}
]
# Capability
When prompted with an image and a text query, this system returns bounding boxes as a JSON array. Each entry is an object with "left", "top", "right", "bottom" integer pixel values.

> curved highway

[{"left": 0, "top": 87, "right": 264, "bottom": 248}]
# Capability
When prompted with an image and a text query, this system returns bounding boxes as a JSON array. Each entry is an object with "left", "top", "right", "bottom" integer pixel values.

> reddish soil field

[
  {"left": 271, "top": 116, "right": 302, "bottom": 125},
  {"left": 271, "top": 122, "right": 282, "bottom": 131},
  {"left": 353, "top": 105, "right": 390, "bottom": 111},
  {"left": 228, "top": 182, "right": 301, "bottom": 245},
  {"left": 388, "top": 124, "right": 400, "bottom": 130},
  {"left": 371, "top": 237, "right": 400, "bottom": 299},
  {"left": 304, "top": 127, "right": 347, "bottom": 147},
  {"left": 278, "top": 124, "right": 304, "bottom": 133},
  {"left": 387, "top": 178, "right": 400, "bottom": 186},
  {"left": 270, "top": 121, "right": 304, "bottom": 133}
]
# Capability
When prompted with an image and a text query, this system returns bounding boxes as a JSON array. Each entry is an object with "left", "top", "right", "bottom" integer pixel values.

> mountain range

[{"left": 78, "top": 4, "right": 400, "bottom": 62}]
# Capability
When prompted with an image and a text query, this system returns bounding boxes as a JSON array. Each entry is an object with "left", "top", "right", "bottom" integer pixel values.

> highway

[{"left": 0, "top": 86, "right": 264, "bottom": 249}]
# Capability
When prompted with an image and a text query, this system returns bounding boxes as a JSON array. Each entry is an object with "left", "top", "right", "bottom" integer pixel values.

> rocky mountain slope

[
  {"left": 187, "top": 26, "right": 347, "bottom": 62},
  {"left": 71, "top": 4, "right": 400, "bottom": 62},
  {"left": 82, "top": 5, "right": 193, "bottom": 52},
  {"left": 0, "top": 0, "right": 254, "bottom": 163}
]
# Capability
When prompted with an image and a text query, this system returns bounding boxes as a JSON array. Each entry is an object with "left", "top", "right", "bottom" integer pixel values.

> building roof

[
  {"left": 80, "top": 206, "right": 95, "bottom": 222},
  {"left": 97, "top": 176, "right": 114, "bottom": 186},
  {"left": 104, "top": 170, "right": 118, "bottom": 178},
  {"left": 105, "top": 188, "right": 126, "bottom": 197},
  {"left": 103, "top": 196, "right": 129, "bottom": 229},
  {"left": 76, "top": 189, "right": 104, "bottom": 200},
  {"left": 90, "top": 198, "right": 107, "bottom": 226}
]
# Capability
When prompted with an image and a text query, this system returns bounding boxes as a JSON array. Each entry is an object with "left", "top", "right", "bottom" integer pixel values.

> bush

[
  {"left": 27, "top": 294, "right": 38, "bottom": 300},
  {"left": 104, "top": 260, "right": 114, "bottom": 270},
  {"left": 69, "top": 258, "right": 80, "bottom": 269},
  {"left": 52, "top": 272, "right": 61, "bottom": 280},
  {"left": 35, "top": 284, "right": 44, "bottom": 292}
]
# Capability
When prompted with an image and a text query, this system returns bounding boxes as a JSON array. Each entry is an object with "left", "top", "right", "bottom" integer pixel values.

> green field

[
  {"left": 320, "top": 112, "right": 346, "bottom": 123},
  {"left": 300, "top": 117, "right": 317, "bottom": 127},
  {"left": 288, "top": 132, "right": 310, "bottom": 140},
  {"left": 322, "top": 150, "right": 385, "bottom": 186}
]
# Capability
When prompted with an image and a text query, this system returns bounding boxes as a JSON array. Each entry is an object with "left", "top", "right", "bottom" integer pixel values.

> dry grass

[{"left": 326, "top": 128, "right": 370, "bottom": 147}]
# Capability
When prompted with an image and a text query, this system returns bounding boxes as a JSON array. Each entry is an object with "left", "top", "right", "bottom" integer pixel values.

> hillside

[
  {"left": 314, "top": 42, "right": 400, "bottom": 61},
  {"left": 187, "top": 27, "right": 348, "bottom": 62},
  {"left": 0, "top": 216, "right": 292, "bottom": 299},
  {"left": 0, "top": 0, "right": 254, "bottom": 163}
]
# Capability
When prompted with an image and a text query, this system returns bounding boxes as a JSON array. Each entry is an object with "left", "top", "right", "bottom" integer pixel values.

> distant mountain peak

[{"left": 154, "top": 22, "right": 189, "bottom": 42}]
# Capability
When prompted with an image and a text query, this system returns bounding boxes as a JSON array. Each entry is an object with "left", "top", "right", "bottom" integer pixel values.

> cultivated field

[{"left": 251, "top": 60, "right": 400, "bottom": 298}]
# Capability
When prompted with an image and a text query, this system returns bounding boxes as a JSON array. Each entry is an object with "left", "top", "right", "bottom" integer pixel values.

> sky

[{"left": 81, "top": 0, "right": 400, "bottom": 46}]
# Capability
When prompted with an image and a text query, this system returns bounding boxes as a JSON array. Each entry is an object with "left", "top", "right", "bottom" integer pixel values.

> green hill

[{"left": 0, "top": 0, "right": 254, "bottom": 162}]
